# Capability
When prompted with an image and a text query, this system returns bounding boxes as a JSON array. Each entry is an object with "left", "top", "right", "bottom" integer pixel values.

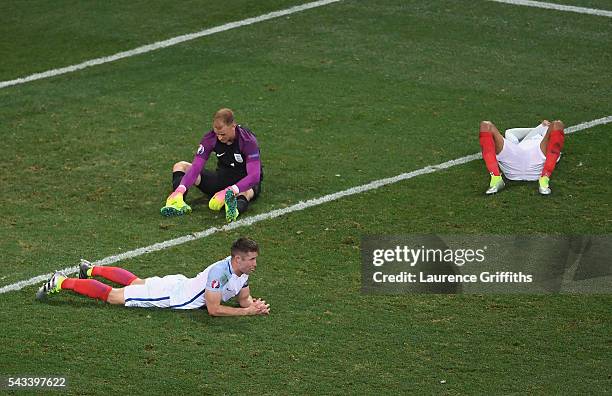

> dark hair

[{"left": 231, "top": 237, "right": 259, "bottom": 257}]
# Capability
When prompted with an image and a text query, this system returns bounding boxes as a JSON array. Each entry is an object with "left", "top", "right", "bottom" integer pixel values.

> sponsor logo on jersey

[
  {"left": 216, "top": 152, "right": 226, "bottom": 157},
  {"left": 196, "top": 145, "right": 206, "bottom": 155},
  {"left": 211, "top": 280, "right": 220, "bottom": 289},
  {"left": 234, "top": 153, "right": 244, "bottom": 163}
]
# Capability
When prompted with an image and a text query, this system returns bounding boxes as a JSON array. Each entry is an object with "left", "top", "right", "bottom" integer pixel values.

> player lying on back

[
  {"left": 161, "top": 108, "right": 263, "bottom": 222},
  {"left": 36, "top": 238, "right": 270, "bottom": 316},
  {"left": 478, "top": 119, "right": 565, "bottom": 195}
]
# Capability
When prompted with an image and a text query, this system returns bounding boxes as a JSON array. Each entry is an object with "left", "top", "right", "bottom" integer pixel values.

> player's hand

[
  {"left": 166, "top": 185, "right": 187, "bottom": 206},
  {"left": 210, "top": 187, "right": 230, "bottom": 211},
  {"left": 210, "top": 185, "right": 240, "bottom": 212},
  {"left": 213, "top": 185, "right": 239, "bottom": 201},
  {"left": 211, "top": 188, "right": 228, "bottom": 206},
  {"left": 247, "top": 298, "right": 270, "bottom": 315},
  {"left": 542, "top": 120, "right": 551, "bottom": 126}
]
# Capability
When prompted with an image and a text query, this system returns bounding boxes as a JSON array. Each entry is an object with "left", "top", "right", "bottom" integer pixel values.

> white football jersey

[{"left": 169, "top": 256, "right": 249, "bottom": 310}]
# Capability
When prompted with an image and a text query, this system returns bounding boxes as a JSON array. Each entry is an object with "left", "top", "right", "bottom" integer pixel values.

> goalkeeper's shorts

[{"left": 196, "top": 168, "right": 262, "bottom": 199}]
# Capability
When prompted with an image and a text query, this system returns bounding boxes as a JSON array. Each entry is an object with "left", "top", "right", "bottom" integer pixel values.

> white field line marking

[
  {"left": 489, "top": 0, "right": 612, "bottom": 17},
  {"left": 1, "top": 0, "right": 610, "bottom": 90},
  {"left": 0, "top": 0, "right": 342, "bottom": 90},
  {"left": 2, "top": 115, "right": 610, "bottom": 295}
]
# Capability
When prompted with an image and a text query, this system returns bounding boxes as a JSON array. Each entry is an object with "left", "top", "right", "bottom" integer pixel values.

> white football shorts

[
  {"left": 496, "top": 134, "right": 546, "bottom": 181},
  {"left": 123, "top": 274, "right": 187, "bottom": 308}
]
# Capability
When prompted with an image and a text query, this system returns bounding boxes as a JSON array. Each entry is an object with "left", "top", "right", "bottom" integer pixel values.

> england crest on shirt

[{"left": 234, "top": 153, "right": 244, "bottom": 163}]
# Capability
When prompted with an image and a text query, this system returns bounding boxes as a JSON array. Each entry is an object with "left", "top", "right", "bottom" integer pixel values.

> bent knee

[
  {"left": 240, "top": 189, "right": 254, "bottom": 201},
  {"left": 551, "top": 120, "right": 564, "bottom": 131},
  {"left": 480, "top": 120, "right": 494, "bottom": 132},
  {"left": 106, "top": 288, "right": 125, "bottom": 305},
  {"left": 173, "top": 161, "right": 191, "bottom": 172}
]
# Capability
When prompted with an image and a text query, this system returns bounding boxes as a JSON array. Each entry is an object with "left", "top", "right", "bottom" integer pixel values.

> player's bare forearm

[
  {"left": 205, "top": 289, "right": 269, "bottom": 316},
  {"left": 207, "top": 300, "right": 270, "bottom": 316},
  {"left": 238, "top": 294, "right": 253, "bottom": 308},
  {"left": 206, "top": 304, "right": 251, "bottom": 316},
  {"left": 237, "top": 286, "right": 253, "bottom": 308}
]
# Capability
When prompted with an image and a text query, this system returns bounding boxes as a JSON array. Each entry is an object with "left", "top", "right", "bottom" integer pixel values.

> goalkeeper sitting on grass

[{"left": 162, "top": 108, "right": 263, "bottom": 222}]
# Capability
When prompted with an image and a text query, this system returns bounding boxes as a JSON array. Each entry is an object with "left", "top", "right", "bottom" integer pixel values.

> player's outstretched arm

[{"left": 205, "top": 289, "right": 270, "bottom": 316}]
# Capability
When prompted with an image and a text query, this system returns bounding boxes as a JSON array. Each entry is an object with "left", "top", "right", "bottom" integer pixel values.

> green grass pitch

[{"left": 0, "top": 0, "right": 610, "bottom": 394}]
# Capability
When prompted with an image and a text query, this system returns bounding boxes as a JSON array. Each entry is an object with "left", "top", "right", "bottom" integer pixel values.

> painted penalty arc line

[
  {"left": 1, "top": 0, "right": 611, "bottom": 90},
  {"left": 1, "top": 115, "right": 610, "bottom": 295}
]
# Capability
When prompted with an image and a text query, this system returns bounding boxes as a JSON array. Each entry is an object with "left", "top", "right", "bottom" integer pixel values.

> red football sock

[
  {"left": 92, "top": 266, "right": 138, "bottom": 286},
  {"left": 479, "top": 131, "right": 500, "bottom": 176},
  {"left": 61, "top": 279, "right": 111, "bottom": 301},
  {"left": 541, "top": 129, "right": 565, "bottom": 177}
]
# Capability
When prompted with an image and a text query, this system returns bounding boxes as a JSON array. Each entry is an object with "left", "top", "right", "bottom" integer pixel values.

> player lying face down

[{"left": 36, "top": 237, "right": 270, "bottom": 316}]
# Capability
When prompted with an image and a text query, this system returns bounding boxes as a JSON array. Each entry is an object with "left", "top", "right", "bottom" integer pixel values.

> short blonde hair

[{"left": 213, "top": 108, "right": 234, "bottom": 125}]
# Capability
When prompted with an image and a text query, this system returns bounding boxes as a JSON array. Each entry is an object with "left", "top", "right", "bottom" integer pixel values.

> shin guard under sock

[
  {"left": 479, "top": 131, "right": 501, "bottom": 176},
  {"left": 91, "top": 266, "right": 138, "bottom": 286},
  {"left": 541, "top": 130, "right": 565, "bottom": 177},
  {"left": 61, "top": 279, "right": 112, "bottom": 301}
]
